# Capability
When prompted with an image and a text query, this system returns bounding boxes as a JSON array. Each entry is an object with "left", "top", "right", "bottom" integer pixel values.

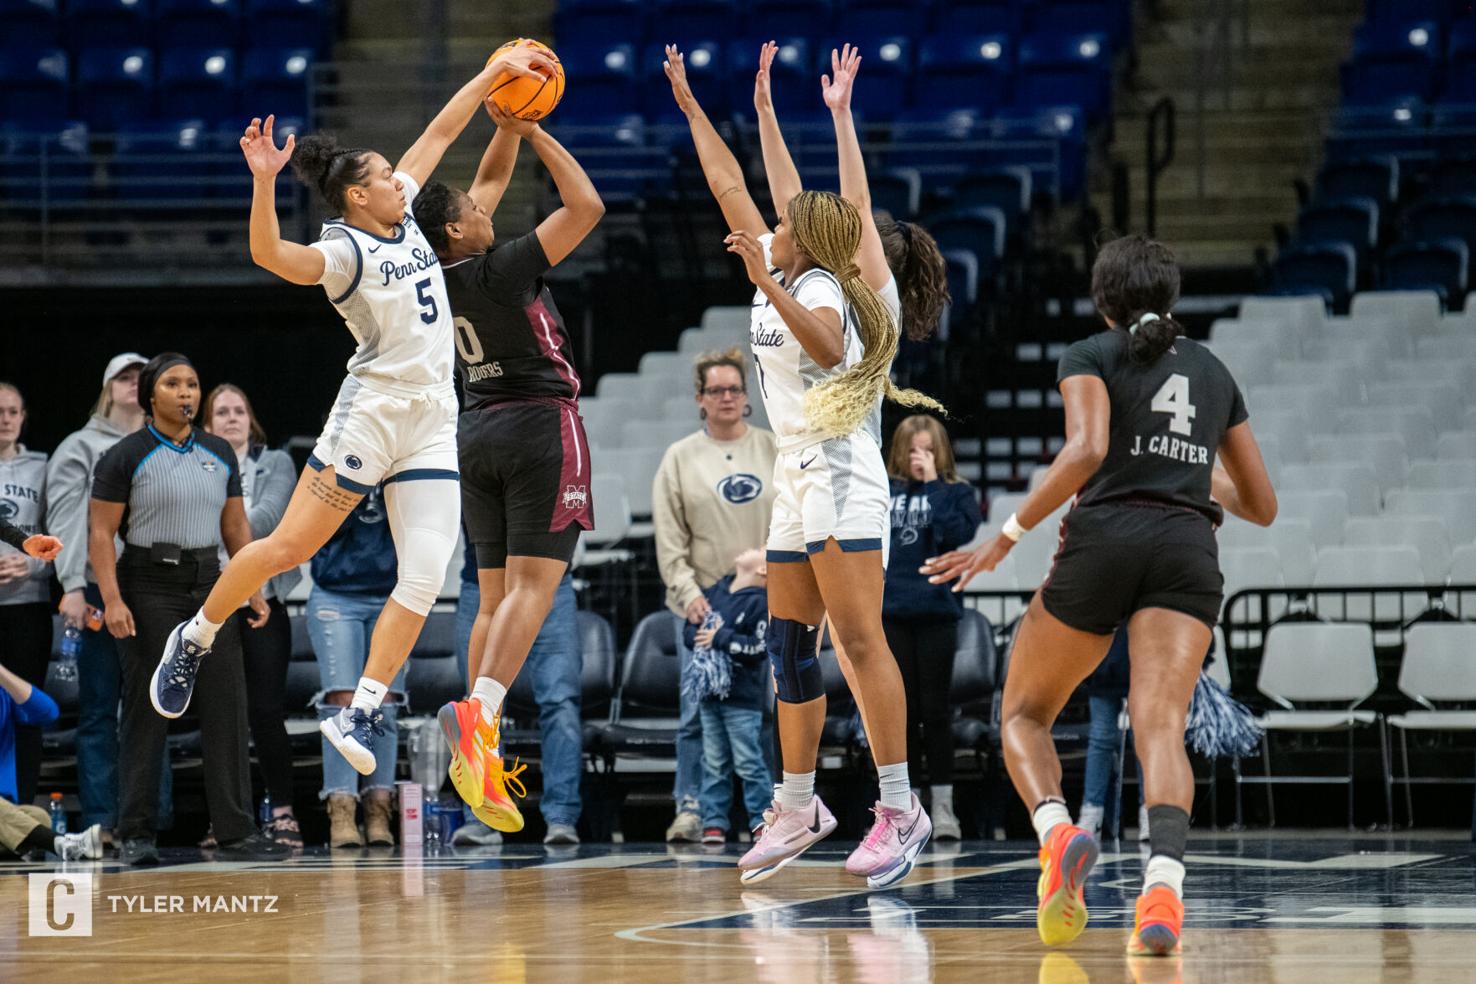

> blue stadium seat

[
  {"left": 242, "top": 47, "right": 312, "bottom": 121},
  {"left": 554, "top": 0, "right": 646, "bottom": 47},
  {"left": 1272, "top": 242, "right": 1357, "bottom": 311},
  {"left": 986, "top": 105, "right": 1085, "bottom": 202},
  {"left": 1382, "top": 238, "right": 1468, "bottom": 304},
  {"left": 1430, "top": 156, "right": 1476, "bottom": 196},
  {"left": 843, "top": 0, "right": 932, "bottom": 38},
  {"left": 159, "top": 48, "right": 236, "bottom": 124},
  {"left": 932, "top": 0, "right": 1022, "bottom": 35},
  {"left": 1296, "top": 196, "right": 1379, "bottom": 266},
  {"left": 928, "top": 206, "right": 1008, "bottom": 279},
  {"left": 156, "top": 0, "right": 241, "bottom": 47},
  {"left": 727, "top": 38, "right": 810, "bottom": 116},
  {"left": 1016, "top": 32, "right": 1111, "bottom": 121},
  {"left": 737, "top": 0, "right": 832, "bottom": 43},
  {"left": 870, "top": 167, "right": 921, "bottom": 219},
  {"left": 1432, "top": 103, "right": 1476, "bottom": 157},
  {"left": 1404, "top": 195, "right": 1476, "bottom": 262},
  {"left": 851, "top": 36, "right": 912, "bottom": 119},
  {"left": 0, "top": 47, "right": 69, "bottom": 128},
  {"left": 1032, "top": 0, "right": 1129, "bottom": 47},
  {"left": 1443, "top": 20, "right": 1476, "bottom": 105},
  {"left": 887, "top": 108, "right": 985, "bottom": 182},
  {"left": 0, "top": 122, "right": 91, "bottom": 209},
  {"left": 243, "top": 0, "right": 331, "bottom": 53},
  {"left": 1342, "top": 21, "right": 1442, "bottom": 106},
  {"left": 1328, "top": 98, "right": 1428, "bottom": 160},
  {"left": 1367, "top": 0, "right": 1460, "bottom": 26},
  {"left": 549, "top": 114, "right": 662, "bottom": 199},
  {"left": 656, "top": 0, "right": 735, "bottom": 45},
  {"left": 952, "top": 166, "right": 1033, "bottom": 231},
  {"left": 110, "top": 120, "right": 210, "bottom": 206},
  {"left": 916, "top": 35, "right": 1013, "bottom": 115},
  {"left": 1315, "top": 156, "right": 1399, "bottom": 209},
  {"left": 942, "top": 247, "right": 980, "bottom": 333},
  {"left": 0, "top": 0, "right": 62, "bottom": 49},
  {"left": 558, "top": 41, "right": 639, "bottom": 120},
  {"left": 77, "top": 47, "right": 156, "bottom": 130},
  {"left": 642, "top": 40, "right": 724, "bottom": 123},
  {"left": 69, "top": 0, "right": 154, "bottom": 49}
]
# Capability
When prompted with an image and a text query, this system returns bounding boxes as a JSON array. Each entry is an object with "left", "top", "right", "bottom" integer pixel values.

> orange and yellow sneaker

[
  {"left": 1035, "top": 823, "right": 1099, "bottom": 946},
  {"left": 438, "top": 698, "right": 493, "bottom": 811},
  {"left": 1127, "top": 884, "right": 1184, "bottom": 956},
  {"left": 472, "top": 746, "right": 529, "bottom": 833}
]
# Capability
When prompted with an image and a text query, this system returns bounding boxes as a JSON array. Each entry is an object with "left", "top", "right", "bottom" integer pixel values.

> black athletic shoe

[
  {"left": 212, "top": 830, "right": 291, "bottom": 862},
  {"left": 121, "top": 838, "right": 160, "bottom": 866}
]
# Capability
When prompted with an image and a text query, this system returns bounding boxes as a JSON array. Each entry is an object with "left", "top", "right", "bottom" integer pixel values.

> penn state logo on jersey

[
  {"left": 717, "top": 473, "right": 763, "bottom": 505},
  {"left": 563, "top": 484, "right": 589, "bottom": 510},
  {"left": 0, "top": 499, "right": 16, "bottom": 522}
]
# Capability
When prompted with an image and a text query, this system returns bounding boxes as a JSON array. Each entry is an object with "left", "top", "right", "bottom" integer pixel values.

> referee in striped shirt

[{"left": 89, "top": 353, "right": 285, "bottom": 864}]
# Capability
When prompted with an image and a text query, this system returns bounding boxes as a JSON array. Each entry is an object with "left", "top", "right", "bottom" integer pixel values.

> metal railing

[
  {"left": 1191, "top": 0, "right": 1251, "bottom": 199},
  {"left": 1145, "top": 96, "right": 1176, "bottom": 237}
]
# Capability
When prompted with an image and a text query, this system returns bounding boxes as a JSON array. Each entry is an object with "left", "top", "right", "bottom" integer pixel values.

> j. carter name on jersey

[{"left": 1130, "top": 433, "right": 1210, "bottom": 464}]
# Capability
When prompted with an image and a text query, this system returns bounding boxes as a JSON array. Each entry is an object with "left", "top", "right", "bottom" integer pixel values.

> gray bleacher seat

[
  {"left": 1218, "top": 516, "right": 1316, "bottom": 585},
  {"left": 1339, "top": 406, "right": 1436, "bottom": 458},
  {"left": 595, "top": 372, "right": 646, "bottom": 401},
  {"left": 1415, "top": 334, "right": 1476, "bottom": 361},
  {"left": 1342, "top": 515, "right": 1453, "bottom": 583},
  {"left": 621, "top": 417, "right": 700, "bottom": 451},
  {"left": 1247, "top": 408, "right": 1311, "bottom": 462},
  {"left": 1365, "top": 382, "right": 1464, "bottom": 428},
  {"left": 580, "top": 397, "right": 638, "bottom": 449},
  {"left": 583, "top": 473, "right": 632, "bottom": 563},
  {"left": 1220, "top": 546, "right": 1286, "bottom": 635},
  {"left": 1205, "top": 339, "right": 1276, "bottom": 387},
  {"left": 1308, "top": 434, "right": 1408, "bottom": 494},
  {"left": 1447, "top": 544, "right": 1476, "bottom": 615},
  {"left": 1209, "top": 318, "right": 1298, "bottom": 358},
  {"left": 700, "top": 306, "right": 751, "bottom": 333},
  {"left": 1312, "top": 545, "right": 1428, "bottom": 625},
  {"left": 1385, "top": 488, "right": 1476, "bottom": 544},
  {"left": 1278, "top": 462, "right": 1381, "bottom": 516},
  {"left": 1248, "top": 383, "right": 1346, "bottom": 419},
  {"left": 1405, "top": 459, "right": 1476, "bottom": 491},
  {"left": 1437, "top": 431, "right": 1476, "bottom": 459},
  {"left": 638, "top": 351, "right": 691, "bottom": 379},
  {"left": 611, "top": 445, "right": 667, "bottom": 518},
  {"left": 1240, "top": 295, "right": 1326, "bottom": 335},
  {"left": 1269, "top": 358, "right": 1369, "bottom": 389},
  {"left": 1348, "top": 289, "right": 1442, "bottom": 334},
  {"left": 1382, "top": 358, "right": 1475, "bottom": 393},
  {"left": 1276, "top": 489, "right": 1349, "bottom": 549}
]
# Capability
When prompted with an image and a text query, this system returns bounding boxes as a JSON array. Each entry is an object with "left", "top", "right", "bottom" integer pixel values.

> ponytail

[
  {"left": 787, "top": 191, "right": 945, "bottom": 436},
  {"left": 877, "top": 215, "right": 950, "bottom": 341},
  {"left": 1126, "top": 311, "right": 1184, "bottom": 366}
]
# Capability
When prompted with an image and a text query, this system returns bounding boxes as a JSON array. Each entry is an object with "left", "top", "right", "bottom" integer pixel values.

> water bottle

[
  {"left": 48, "top": 793, "right": 67, "bottom": 835},
  {"left": 56, "top": 626, "right": 81, "bottom": 683},
  {"left": 423, "top": 799, "right": 442, "bottom": 850},
  {"left": 258, "top": 792, "right": 273, "bottom": 827}
]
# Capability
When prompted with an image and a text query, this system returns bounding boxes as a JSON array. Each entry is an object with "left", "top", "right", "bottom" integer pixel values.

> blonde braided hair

[{"left": 787, "top": 190, "right": 944, "bottom": 435}]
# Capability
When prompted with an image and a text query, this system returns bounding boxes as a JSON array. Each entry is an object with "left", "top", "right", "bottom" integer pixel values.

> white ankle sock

[
  {"left": 1144, "top": 855, "right": 1186, "bottom": 898},
  {"left": 1032, "top": 800, "right": 1072, "bottom": 846},
  {"left": 349, "top": 678, "right": 388, "bottom": 713},
  {"left": 183, "top": 610, "right": 222, "bottom": 648},
  {"left": 877, "top": 762, "right": 912, "bottom": 811},
  {"left": 778, "top": 771, "right": 815, "bottom": 812},
  {"left": 472, "top": 677, "right": 507, "bottom": 724},
  {"left": 931, "top": 784, "right": 954, "bottom": 813}
]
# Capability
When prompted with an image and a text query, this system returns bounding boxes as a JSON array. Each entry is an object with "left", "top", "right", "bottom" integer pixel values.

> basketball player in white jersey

[
  {"left": 150, "top": 47, "right": 556, "bottom": 782},
  {"left": 665, "top": 43, "right": 942, "bottom": 888}
]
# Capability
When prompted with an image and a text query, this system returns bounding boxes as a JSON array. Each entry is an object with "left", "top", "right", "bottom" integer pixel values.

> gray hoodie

[
  {"left": 45, "top": 414, "right": 133, "bottom": 593},
  {"left": 0, "top": 445, "right": 52, "bottom": 605},
  {"left": 218, "top": 445, "right": 301, "bottom": 602}
]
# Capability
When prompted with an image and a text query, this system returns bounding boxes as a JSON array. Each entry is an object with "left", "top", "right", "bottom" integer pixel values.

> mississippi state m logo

[{"left": 562, "top": 485, "right": 588, "bottom": 510}]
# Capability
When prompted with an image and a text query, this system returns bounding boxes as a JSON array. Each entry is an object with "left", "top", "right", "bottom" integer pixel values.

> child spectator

[{"left": 683, "top": 548, "right": 773, "bottom": 845}]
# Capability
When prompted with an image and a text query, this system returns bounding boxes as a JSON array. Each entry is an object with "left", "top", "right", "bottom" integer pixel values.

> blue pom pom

[
  {"left": 680, "top": 610, "right": 732, "bottom": 702},
  {"left": 1186, "top": 670, "right": 1264, "bottom": 759}
]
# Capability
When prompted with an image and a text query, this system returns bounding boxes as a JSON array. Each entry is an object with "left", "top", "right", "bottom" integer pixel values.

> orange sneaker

[
  {"left": 438, "top": 698, "right": 492, "bottom": 810},
  {"left": 1035, "top": 823, "right": 1099, "bottom": 946},
  {"left": 472, "top": 746, "right": 529, "bottom": 833},
  {"left": 1127, "top": 884, "right": 1184, "bottom": 956}
]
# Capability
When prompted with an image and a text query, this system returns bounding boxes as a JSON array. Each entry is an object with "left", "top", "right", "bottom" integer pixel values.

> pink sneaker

[
  {"left": 736, "top": 795, "right": 837, "bottom": 884},
  {"left": 845, "top": 794, "right": 932, "bottom": 889}
]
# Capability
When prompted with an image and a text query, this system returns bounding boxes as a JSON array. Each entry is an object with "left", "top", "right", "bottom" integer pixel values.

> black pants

[
  {"left": 240, "top": 598, "right": 295, "bottom": 807},
  {"left": 116, "top": 553, "right": 255, "bottom": 843},
  {"left": 0, "top": 602, "right": 52, "bottom": 805},
  {"left": 883, "top": 616, "right": 958, "bottom": 787}
]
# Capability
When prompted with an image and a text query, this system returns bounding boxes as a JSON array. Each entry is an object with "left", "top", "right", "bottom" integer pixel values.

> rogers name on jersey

[{"left": 378, "top": 247, "right": 442, "bottom": 287}]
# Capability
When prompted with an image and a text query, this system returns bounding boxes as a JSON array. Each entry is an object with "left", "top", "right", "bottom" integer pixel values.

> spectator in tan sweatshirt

[{"left": 652, "top": 348, "right": 778, "bottom": 842}]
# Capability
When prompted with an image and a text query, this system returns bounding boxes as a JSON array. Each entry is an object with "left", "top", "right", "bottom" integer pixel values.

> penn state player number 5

[
  {"left": 415, "top": 278, "right": 439, "bottom": 325},
  {"left": 1151, "top": 373, "right": 1196, "bottom": 435}
]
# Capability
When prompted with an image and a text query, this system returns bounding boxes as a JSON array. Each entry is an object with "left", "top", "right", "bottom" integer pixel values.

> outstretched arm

[
  {"left": 754, "top": 41, "right": 803, "bottom": 219},
  {"left": 664, "top": 45, "right": 769, "bottom": 235},
  {"left": 467, "top": 117, "right": 522, "bottom": 215},
  {"left": 241, "top": 114, "right": 325, "bottom": 285},
  {"left": 491, "top": 102, "right": 604, "bottom": 266},
  {"left": 397, "top": 46, "right": 555, "bottom": 188},
  {"left": 824, "top": 45, "right": 890, "bottom": 292}
]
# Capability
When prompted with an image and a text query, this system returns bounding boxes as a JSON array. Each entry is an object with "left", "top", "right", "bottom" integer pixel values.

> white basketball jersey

[
  {"left": 750, "top": 233, "right": 902, "bottom": 453},
  {"left": 317, "top": 173, "right": 454, "bottom": 391}
]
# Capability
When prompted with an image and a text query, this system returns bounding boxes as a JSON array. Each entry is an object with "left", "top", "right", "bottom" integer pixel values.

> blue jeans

[
  {"left": 1083, "top": 694, "right": 1124, "bottom": 834},
  {"left": 671, "top": 612, "right": 703, "bottom": 815},
  {"left": 456, "top": 574, "right": 583, "bottom": 827},
  {"left": 308, "top": 588, "right": 407, "bottom": 799},
  {"left": 75, "top": 583, "right": 172, "bottom": 830},
  {"left": 699, "top": 702, "right": 771, "bottom": 832}
]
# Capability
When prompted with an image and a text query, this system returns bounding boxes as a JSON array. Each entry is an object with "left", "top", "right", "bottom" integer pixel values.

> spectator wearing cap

[
  {"left": 0, "top": 381, "right": 55, "bottom": 806},
  {"left": 89, "top": 353, "right": 284, "bottom": 865},
  {"left": 45, "top": 352, "right": 177, "bottom": 836}
]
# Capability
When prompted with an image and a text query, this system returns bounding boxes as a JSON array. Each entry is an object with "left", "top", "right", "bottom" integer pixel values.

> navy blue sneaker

[
  {"left": 151, "top": 621, "right": 208, "bottom": 719},
  {"left": 319, "top": 707, "right": 383, "bottom": 776}
]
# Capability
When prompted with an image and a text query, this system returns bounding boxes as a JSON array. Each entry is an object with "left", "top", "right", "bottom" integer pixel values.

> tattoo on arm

[
  {"left": 717, "top": 185, "right": 745, "bottom": 200},
  {"left": 307, "top": 475, "right": 362, "bottom": 513}
]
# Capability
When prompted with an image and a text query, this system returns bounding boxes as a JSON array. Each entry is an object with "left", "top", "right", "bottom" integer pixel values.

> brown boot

[
  {"left": 327, "top": 794, "right": 363, "bottom": 849},
  {"left": 363, "top": 790, "right": 395, "bottom": 847}
]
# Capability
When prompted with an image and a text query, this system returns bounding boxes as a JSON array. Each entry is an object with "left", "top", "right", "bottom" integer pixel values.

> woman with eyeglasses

[{"left": 652, "top": 347, "right": 778, "bottom": 842}]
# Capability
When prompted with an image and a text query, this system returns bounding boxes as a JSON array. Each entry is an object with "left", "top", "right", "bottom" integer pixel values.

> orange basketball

[{"left": 487, "top": 38, "right": 565, "bottom": 121}]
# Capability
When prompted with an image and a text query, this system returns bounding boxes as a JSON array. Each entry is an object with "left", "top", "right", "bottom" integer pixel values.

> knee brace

[
  {"left": 384, "top": 478, "right": 460, "bottom": 616},
  {"left": 767, "top": 617, "right": 824, "bottom": 704}
]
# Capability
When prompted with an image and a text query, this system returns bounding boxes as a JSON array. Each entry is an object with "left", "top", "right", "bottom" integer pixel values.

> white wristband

[{"left": 1001, "top": 512, "right": 1028, "bottom": 543}]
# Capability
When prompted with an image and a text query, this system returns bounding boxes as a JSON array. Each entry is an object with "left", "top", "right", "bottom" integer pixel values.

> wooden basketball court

[{"left": 4, "top": 836, "right": 1471, "bottom": 982}]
